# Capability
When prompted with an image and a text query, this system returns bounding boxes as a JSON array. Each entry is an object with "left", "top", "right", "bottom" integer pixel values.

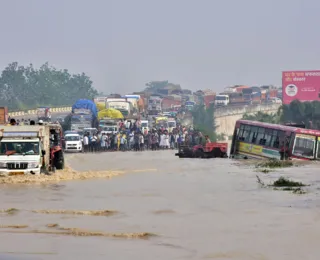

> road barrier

[{"left": 8, "top": 107, "right": 72, "bottom": 117}]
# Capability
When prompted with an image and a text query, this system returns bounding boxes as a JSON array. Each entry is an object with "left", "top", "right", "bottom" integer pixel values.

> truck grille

[{"left": 7, "top": 163, "right": 28, "bottom": 170}]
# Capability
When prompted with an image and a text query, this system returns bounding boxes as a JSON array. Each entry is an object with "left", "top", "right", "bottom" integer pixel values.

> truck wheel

[{"left": 54, "top": 151, "right": 65, "bottom": 170}]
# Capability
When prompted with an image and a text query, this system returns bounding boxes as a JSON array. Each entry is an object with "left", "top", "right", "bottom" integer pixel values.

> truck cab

[
  {"left": 0, "top": 124, "right": 64, "bottom": 176},
  {"left": 215, "top": 95, "right": 230, "bottom": 106}
]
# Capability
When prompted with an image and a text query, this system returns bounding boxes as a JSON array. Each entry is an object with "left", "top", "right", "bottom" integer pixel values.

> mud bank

[
  {"left": 0, "top": 166, "right": 157, "bottom": 185},
  {"left": 0, "top": 224, "right": 156, "bottom": 239}
]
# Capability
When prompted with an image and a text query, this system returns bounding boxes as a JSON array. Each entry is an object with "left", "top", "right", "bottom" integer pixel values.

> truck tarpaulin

[
  {"left": 282, "top": 71, "right": 320, "bottom": 104},
  {"left": 72, "top": 99, "right": 98, "bottom": 118}
]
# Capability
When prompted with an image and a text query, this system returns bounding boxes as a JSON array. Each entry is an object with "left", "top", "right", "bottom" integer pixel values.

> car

[{"left": 64, "top": 133, "right": 83, "bottom": 152}]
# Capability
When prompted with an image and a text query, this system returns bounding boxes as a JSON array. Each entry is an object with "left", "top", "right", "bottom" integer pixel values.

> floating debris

[
  {"left": 1, "top": 228, "right": 156, "bottom": 239},
  {"left": 0, "top": 208, "right": 19, "bottom": 215},
  {"left": 0, "top": 225, "right": 28, "bottom": 229},
  {"left": 32, "top": 209, "right": 117, "bottom": 216}
]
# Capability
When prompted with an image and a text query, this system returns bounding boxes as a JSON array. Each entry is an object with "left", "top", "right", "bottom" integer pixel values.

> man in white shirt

[{"left": 83, "top": 135, "right": 89, "bottom": 153}]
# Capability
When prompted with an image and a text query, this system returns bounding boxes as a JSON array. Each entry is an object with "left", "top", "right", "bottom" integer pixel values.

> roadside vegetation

[
  {"left": 0, "top": 62, "right": 98, "bottom": 111},
  {"left": 242, "top": 100, "right": 320, "bottom": 129},
  {"left": 256, "top": 175, "right": 308, "bottom": 194},
  {"left": 256, "top": 158, "right": 293, "bottom": 169}
]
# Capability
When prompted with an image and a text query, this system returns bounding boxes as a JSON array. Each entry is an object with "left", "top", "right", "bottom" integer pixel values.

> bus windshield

[{"left": 292, "top": 134, "right": 316, "bottom": 159}]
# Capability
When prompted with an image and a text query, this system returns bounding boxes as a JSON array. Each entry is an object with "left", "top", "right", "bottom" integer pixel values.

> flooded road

[{"left": 1, "top": 151, "right": 320, "bottom": 259}]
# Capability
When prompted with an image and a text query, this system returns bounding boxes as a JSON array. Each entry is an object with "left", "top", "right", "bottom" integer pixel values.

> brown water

[{"left": 1, "top": 151, "right": 320, "bottom": 260}]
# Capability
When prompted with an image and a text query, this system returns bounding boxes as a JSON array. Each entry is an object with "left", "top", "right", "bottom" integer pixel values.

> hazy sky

[{"left": 1, "top": 0, "right": 319, "bottom": 94}]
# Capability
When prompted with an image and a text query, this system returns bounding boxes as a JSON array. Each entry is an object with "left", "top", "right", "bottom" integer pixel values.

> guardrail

[{"left": 8, "top": 107, "right": 72, "bottom": 117}]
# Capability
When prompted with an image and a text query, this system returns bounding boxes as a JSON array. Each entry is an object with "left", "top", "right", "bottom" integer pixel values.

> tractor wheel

[
  {"left": 195, "top": 149, "right": 204, "bottom": 158},
  {"left": 54, "top": 151, "right": 65, "bottom": 170}
]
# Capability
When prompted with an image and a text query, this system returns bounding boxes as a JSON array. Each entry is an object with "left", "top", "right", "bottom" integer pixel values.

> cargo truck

[
  {"left": 37, "top": 107, "right": 52, "bottom": 122},
  {"left": 70, "top": 99, "right": 98, "bottom": 131},
  {"left": 0, "top": 124, "right": 65, "bottom": 176},
  {"left": 105, "top": 98, "right": 133, "bottom": 118}
]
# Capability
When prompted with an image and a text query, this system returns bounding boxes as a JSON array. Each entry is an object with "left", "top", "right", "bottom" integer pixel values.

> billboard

[{"left": 282, "top": 71, "right": 320, "bottom": 104}]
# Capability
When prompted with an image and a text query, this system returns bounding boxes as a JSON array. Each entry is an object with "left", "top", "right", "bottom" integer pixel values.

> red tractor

[{"left": 175, "top": 142, "right": 228, "bottom": 158}]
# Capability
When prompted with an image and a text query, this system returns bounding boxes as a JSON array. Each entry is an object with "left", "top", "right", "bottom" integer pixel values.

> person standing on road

[
  {"left": 91, "top": 134, "right": 98, "bottom": 152},
  {"left": 139, "top": 133, "right": 144, "bottom": 151},
  {"left": 83, "top": 134, "right": 89, "bottom": 153}
]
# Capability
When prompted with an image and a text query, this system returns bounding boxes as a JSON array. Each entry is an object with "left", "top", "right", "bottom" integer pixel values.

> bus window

[
  {"left": 238, "top": 124, "right": 245, "bottom": 141},
  {"left": 293, "top": 135, "right": 316, "bottom": 158},
  {"left": 256, "top": 127, "right": 265, "bottom": 145},
  {"left": 243, "top": 125, "right": 251, "bottom": 142},
  {"left": 263, "top": 128, "right": 273, "bottom": 146},
  {"left": 249, "top": 126, "right": 258, "bottom": 143},
  {"left": 270, "top": 130, "right": 280, "bottom": 148}
]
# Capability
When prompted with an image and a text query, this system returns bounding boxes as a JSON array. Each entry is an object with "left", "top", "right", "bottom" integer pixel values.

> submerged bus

[{"left": 230, "top": 120, "right": 320, "bottom": 160}]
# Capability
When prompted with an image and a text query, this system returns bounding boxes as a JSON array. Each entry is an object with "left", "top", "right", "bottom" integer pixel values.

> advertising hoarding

[{"left": 282, "top": 71, "right": 320, "bottom": 104}]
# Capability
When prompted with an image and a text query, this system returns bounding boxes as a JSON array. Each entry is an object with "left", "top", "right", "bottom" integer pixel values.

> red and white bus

[{"left": 230, "top": 120, "right": 320, "bottom": 160}]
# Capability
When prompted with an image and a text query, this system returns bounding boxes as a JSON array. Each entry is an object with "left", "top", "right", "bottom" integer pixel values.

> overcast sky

[{"left": 0, "top": 0, "right": 319, "bottom": 94}]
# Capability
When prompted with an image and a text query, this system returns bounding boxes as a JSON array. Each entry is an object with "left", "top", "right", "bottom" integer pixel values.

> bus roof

[{"left": 236, "top": 120, "right": 320, "bottom": 136}]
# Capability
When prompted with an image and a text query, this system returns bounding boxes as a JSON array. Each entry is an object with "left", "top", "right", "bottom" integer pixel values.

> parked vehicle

[
  {"left": 147, "top": 95, "right": 163, "bottom": 115},
  {"left": 230, "top": 119, "right": 320, "bottom": 160},
  {"left": 215, "top": 95, "right": 229, "bottom": 106},
  {"left": 0, "top": 124, "right": 64, "bottom": 176},
  {"left": 64, "top": 133, "right": 83, "bottom": 152},
  {"left": 141, "top": 120, "right": 149, "bottom": 133},
  {"left": 83, "top": 128, "right": 98, "bottom": 136},
  {"left": 37, "top": 107, "right": 51, "bottom": 122},
  {"left": 100, "top": 126, "right": 118, "bottom": 135},
  {"left": 71, "top": 99, "right": 98, "bottom": 131},
  {"left": 105, "top": 98, "right": 133, "bottom": 118}
]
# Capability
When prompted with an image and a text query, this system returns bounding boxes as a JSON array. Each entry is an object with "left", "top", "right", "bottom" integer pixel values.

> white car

[{"left": 64, "top": 133, "right": 83, "bottom": 152}]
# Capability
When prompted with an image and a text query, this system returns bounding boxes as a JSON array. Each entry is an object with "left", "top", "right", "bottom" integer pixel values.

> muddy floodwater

[{"left": 1, "top": 151, "right": 320, "bottom": 260}]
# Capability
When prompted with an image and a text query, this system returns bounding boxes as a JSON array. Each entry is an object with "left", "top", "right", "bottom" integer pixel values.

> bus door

[
  {"left": 283, "top": 131, "right": 294, "bottom": 159},
  {"left": 230, "top": 124, "right": 240, "bottom": 155},
  {"left": 316, "top": 137, "right": 320, "bottom": 159}
]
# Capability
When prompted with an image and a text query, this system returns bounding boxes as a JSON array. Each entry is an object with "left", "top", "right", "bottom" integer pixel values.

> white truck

[
  {"left": 214, "top": 95, "right": 230, "bottom": 106},
  {"left": 141, "top": 120, "right": 149, "bottom": 134},
  {"left": 147, "top": 96, "right": 162, "bottom": 116},
  {"left": 106, "top": 99, "right": 132, "bottom": 117},
  {"left": 37, "top": 107, "right": 52, "bottom": 122},
  {"left": 0, "top": 124, "right": 65, "bottom": 176}
]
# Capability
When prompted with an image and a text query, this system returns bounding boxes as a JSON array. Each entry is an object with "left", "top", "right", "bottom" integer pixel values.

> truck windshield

[
  {"left": 168, "top": 122, "right": 176, "bottom": 127},
  {"left": 216, "top": 96, "right": 227, "bottom": 100},
  {"left": 65, "top": 136, "right": 80, "bottom": 141},
  {"left": 102, "top": 127, "right": 115, "bottom": 131},
  {"left": 141, "top": 122, "right": 148, "bottom": 128},
  {"left": 0, "top": 142, "right": 39, "bottom": 155}
]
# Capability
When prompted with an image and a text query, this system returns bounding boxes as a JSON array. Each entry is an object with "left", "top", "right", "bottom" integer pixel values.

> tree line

[
  {"left": 242, "top": 100, "right": 320, "bottom": 130},
  {"left": 0, "top": 62, "right": 98, "bottom": 111}
]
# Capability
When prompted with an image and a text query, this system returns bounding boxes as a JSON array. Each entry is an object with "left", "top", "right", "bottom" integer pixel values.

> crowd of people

[{"left": 81, "top": 120, "right": 210, "bottom": 153}]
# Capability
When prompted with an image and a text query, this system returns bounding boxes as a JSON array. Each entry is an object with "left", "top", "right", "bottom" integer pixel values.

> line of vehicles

[{"left": 214, "top": 86, "right": 282, "bottom": 107}]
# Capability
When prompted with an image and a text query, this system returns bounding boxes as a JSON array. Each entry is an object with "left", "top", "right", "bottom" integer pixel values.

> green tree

[
  {"left": 192, "top": 103, "right": 216, "bottom": 141},
  {"left": 145, "top": 81, "right": 169, "bottom": 92},
  {"left": 0, "top": 62, "right": 98, "bottom": 110},
  {"left": 279, "top": 100, "right": 320, "bottom": 129},
  {"left": 242, "top": 111, "right": 280, "bottom": 124}
]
